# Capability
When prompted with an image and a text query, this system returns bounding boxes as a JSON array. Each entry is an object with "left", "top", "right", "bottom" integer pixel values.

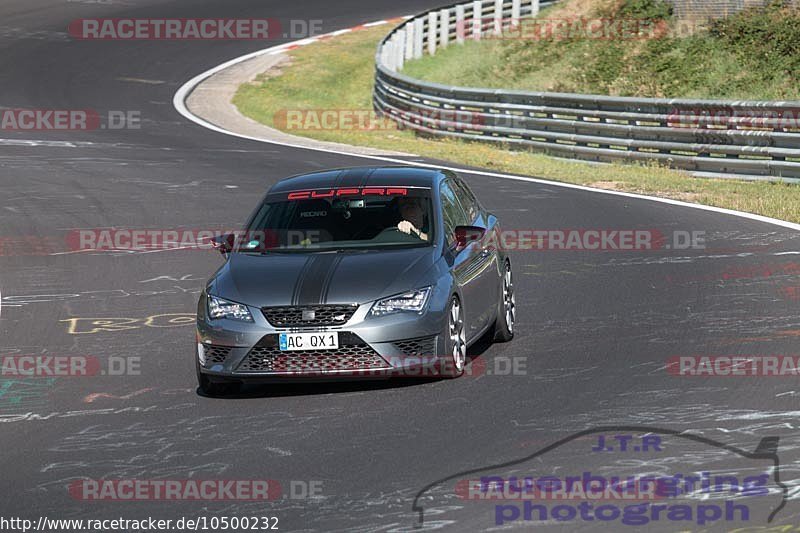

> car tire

[
  {"left": 440, "top": 295, "right": 467, "bottom": 378},
  {"left": 493, "top": 260, "right": 515, "bottom": 342},
  {"left": 196, "top": 358, "right": 240, "bottom": 397}
]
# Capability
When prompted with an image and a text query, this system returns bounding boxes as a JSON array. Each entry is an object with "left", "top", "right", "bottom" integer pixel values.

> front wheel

[
  {"left": 493, "top": 260, "right": 515, "bottom": 342},
  {"left": 440, "top": 295, "right": 467, "bottom": 378}
]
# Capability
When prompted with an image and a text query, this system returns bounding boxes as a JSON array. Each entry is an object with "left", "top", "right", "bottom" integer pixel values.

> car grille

[
  {"left": 236, "top": 332, "right": 390, "bottom": 374},
  {"left": 202, "top": 345, "right": 233, "bottom": 367},
  {"left": 392, "top": 336, "right": 437, "bottom": 357},
  {"left": 261, "top": 304, "right": 358, "bottom": 327}
]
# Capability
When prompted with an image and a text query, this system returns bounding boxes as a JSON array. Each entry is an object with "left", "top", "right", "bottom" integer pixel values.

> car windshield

[{"left": 235, "top": 187, "right": 434, "bottom": 252}]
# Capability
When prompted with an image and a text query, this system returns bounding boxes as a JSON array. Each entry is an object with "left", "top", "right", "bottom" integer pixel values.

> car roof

[{"left": 268, "top": 166, "right": 448, "bottom": 193}]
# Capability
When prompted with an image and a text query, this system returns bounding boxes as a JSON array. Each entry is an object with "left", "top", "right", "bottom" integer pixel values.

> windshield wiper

[
  {"left": 235, "top": 248, "right": 299, "bottom": 255},
  {"left": 312, "top": 248, "right": 371, "bottom": 254}
]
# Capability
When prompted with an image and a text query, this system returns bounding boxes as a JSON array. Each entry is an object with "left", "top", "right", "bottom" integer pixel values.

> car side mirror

[
  {"left": 210, "top": 233, "right": 236, "bottom": 256},
  {"left": 453, "top": 225, "right": 486, "bottom": 252}
]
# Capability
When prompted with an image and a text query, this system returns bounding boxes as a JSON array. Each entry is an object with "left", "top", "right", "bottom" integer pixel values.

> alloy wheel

[
  {"left": 449, "top": 298, "right": 466, "bottom": 372},
  {"left": 503, "top": 263, "right": 515, "bottom": 334}
]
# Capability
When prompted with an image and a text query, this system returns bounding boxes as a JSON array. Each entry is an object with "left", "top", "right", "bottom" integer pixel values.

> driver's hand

[{"left": 397, "top": 220, "right": 415, "bottom": 235}]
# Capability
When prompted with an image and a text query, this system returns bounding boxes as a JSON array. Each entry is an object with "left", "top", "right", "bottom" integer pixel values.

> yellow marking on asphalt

[
  {"left": 115, "top": 77, "right": 165, "bottom": 85},
  {"left": 61, "top": 313, "right": 195, "bottom": 334}
]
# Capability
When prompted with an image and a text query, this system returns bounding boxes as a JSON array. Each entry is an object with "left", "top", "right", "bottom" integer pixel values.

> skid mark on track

[
  {"left": 29, "top": 414, "right": 331, "bottom": 494},
  {"left": 0, "top": 404, "right": 177, "bottom": 424},
  {"left": 2, "top": 286, "right": 201, "bottom": 307},
  {"left": 83, "top": 388, "right": 154, "bottom": 403}
]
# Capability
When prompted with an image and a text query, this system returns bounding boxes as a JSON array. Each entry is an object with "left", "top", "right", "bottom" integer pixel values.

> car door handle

[{"left": 480, "top": 248, "right": 492, "bottom": 259}]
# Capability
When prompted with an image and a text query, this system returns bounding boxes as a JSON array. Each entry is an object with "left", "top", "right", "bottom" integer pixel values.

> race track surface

[{"left": 1, "top": 0, "right": 800, "bottom": 531}]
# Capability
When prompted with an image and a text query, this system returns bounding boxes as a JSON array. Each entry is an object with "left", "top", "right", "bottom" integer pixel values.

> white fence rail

[{"left": 374, "top": 0, "right": 800, "bottom": 181}]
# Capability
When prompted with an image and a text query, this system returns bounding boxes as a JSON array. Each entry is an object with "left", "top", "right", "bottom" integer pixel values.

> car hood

[{"left": 209, "top": 247, "right": 438, "bottom": 307}]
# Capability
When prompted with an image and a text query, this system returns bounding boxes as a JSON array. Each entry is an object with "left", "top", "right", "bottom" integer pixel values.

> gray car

[{"left": 195, "top": 166, "right": 515, "bottom": 395}]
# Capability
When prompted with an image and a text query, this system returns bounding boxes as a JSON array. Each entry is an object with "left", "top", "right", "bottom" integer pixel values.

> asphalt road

[{"left": 1, "top": 0, "right": 800, "bottom": 531}]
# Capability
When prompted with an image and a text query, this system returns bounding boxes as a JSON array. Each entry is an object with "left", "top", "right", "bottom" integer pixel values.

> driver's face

[{"left": 399, "top": 198, "right": 423, "bottom": 219}]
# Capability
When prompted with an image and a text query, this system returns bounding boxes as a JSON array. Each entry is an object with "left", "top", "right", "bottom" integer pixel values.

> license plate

[{"left": 279, "top": 332, "right": 339, "bottom": 351}]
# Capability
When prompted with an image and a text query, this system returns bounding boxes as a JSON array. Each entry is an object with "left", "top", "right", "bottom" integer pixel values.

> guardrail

[{"left": 373, "top": 0, "right": 800, "bottom": 182}]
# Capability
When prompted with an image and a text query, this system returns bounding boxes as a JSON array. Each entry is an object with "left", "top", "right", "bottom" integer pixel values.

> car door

[
  {"left": 452, "top": 177, "right": 499, "bottom": 334},
  {"left": 441, "top": 179, "right": 493, "bottom": 341}
]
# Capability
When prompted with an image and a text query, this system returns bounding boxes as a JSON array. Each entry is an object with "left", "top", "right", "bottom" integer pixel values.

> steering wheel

[
  {"left": 372, "top": 226, "right": 419, "bottom": 243},
  {"left": 351, "top": 224, "right": 383, "bottom": 240}
]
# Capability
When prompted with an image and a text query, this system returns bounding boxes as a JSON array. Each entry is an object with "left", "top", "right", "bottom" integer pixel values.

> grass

[
  {"left": 232, "top": 24, "right": 800, "bottom": 224},
  {"left": 402, "top": 0, "right": 800, "bottom": 100}
]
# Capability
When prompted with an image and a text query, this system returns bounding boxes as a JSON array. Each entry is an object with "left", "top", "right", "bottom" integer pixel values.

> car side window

[
  {"left": 452, "top": 178, "right": 480, "bottom": 224},
  {"left": 440, "top": 180, "right": 469, "bottom": 246}
]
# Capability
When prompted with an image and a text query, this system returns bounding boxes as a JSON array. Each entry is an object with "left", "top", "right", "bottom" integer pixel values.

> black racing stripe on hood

[
  {"left": 290, "top": 256, "right": 313, "bottom": 306},
  {"left": 338, "top": 167, "right": 372, "bottom": 189},
  {"left": 358, "top": 168, "right": 376, "bottom": 188},
  {"left": 319, "top": 255, "right": 343, "bottom": 304},
  {"left": 332, "top": 169, "right": 346, "bottom": 189},
  {"left": 294, "top": 254, "right": 342, "bottom": 305}
]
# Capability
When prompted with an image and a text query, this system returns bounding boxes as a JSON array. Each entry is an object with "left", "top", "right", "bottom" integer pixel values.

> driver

[{"left": 397, "top": 197, "right": 429, "bottom": 241}]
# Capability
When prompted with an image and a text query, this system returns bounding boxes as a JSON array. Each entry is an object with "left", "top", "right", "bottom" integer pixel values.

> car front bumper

[{"left": 196, "top": 288, "right": 451, "bottom": 382}]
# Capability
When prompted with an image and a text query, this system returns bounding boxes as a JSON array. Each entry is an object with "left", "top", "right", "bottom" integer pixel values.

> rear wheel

[
  {"left": 440, "top": 296, "right": 467, "bottom": 378},
  {"left": 493, "top": 260, "right": 515, "bottom": 342}
]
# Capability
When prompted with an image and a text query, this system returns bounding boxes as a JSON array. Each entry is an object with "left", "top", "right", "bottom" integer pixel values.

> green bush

[
  {"left": 710, "top": 1, "right": 800, "bottom": 88},
  {"left": 594, "top": 0, "right": 673, "bottom": 20},
  {"left": 616, "top": 0, "right": 673, "bottom": 20}
]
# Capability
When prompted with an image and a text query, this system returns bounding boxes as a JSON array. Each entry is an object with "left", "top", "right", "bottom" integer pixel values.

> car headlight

[
  {"left": 207, "top": 295, "right": 254, "bottom": 322},
  {"left": 370, "top": 287, "right": 431, "bottom": 317}
]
